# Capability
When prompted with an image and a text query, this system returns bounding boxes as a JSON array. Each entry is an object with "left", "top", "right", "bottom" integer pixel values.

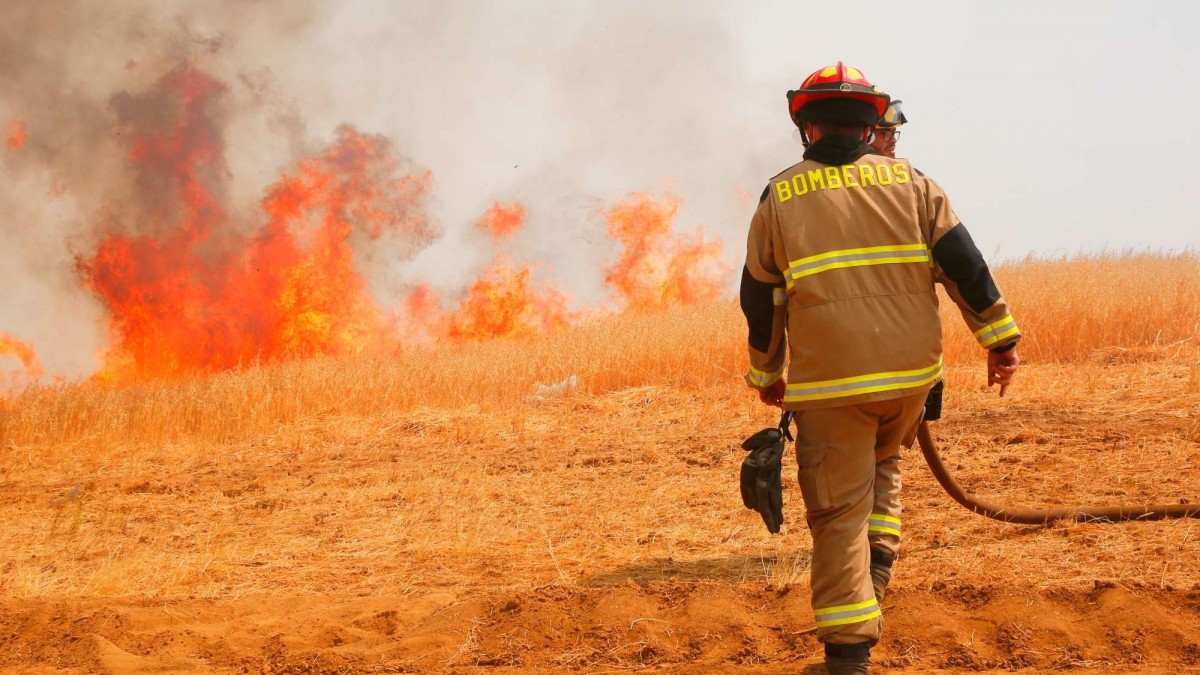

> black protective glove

[
  {"left": 739, "top": 411, "right": 793, "bottom": 534},
  {"left": 923, "top": 379, "right": 944, "bottom": 421}
]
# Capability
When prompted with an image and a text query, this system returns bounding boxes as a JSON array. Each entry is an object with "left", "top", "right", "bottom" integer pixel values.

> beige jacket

[{"left": 743, "top": 150, "right": 1019, "bottom": 410}]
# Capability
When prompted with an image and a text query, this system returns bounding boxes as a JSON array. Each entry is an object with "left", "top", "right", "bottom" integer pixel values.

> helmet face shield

[{"left": 877, "top": 100, "right": 907, "bottom": 128}]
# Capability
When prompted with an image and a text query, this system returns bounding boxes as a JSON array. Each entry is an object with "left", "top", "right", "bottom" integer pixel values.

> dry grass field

[{"left": 2, "top": 253, "right": 1200, "bottom": 674}]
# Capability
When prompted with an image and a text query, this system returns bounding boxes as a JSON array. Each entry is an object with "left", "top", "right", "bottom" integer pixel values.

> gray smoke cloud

[
  {"left": 0, "top": 1, "right": 328, "bottom": 380},
  {"left": 0, "top": 0, "right": 779, "bottom": 382}
]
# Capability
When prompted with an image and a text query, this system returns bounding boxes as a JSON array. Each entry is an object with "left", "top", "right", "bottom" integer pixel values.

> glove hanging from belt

[
  {"left": 923, "top": 379, "right": 944, "bottom": 421},
  {"left": 739, "top": 410, "right": 793, "bottom": 534}
]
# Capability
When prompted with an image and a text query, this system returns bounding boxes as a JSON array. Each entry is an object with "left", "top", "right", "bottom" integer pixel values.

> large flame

[
  {"left": 400, "top": 257, "right": 573, "bottom": 344},
  {"left": 603, "top": 193, "right": 726, "bottom": 310},
  {"left": 75, "top": 66, "right": 434, "bottom": 382},
  {"left": 25, "top": 64, "right": 731, "bottom": 388},
  {"left": 447, "top": 257, "right": 573, "bottom": 340},
  {"left": 477, "top": 202, "right": 524, "bottom": 239},
  {"left": 5, "top": 121, "right": 25, "bottom": 150}
]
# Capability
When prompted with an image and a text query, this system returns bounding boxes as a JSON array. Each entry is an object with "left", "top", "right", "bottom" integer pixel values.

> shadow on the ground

[{"left": 582, "top": 551, "right": 813, "bottom": 587}]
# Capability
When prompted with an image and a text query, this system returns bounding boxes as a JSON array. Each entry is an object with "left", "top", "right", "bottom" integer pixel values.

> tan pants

[
  {"left": 869, "top": 453, "right": 902, "bottom": 559},
  {"left": 793, "top": 393, "right": 925, "bottom": 645}
]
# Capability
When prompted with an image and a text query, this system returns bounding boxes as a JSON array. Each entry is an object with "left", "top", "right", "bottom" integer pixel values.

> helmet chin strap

[{"left": 794, "top": 115, "right": 811, "bottom": 148}]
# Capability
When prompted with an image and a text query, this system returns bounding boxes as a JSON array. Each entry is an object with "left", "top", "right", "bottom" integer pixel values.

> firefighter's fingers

[
  {"left": 757, "top": 380, "right": 785, "bottom": 407},
  {"left": 990, "top": 365, "right": 1016, "bottom": 396}
]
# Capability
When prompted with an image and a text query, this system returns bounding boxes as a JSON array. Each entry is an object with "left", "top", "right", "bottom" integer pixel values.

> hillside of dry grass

[{"left": 2, "top": 253, "right": 1200, "bottom": 673}]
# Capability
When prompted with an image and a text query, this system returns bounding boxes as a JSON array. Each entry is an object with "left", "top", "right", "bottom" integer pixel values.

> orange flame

[
  {"left": 602, "top": 193, "right": 726, "bottom": 310},
  {"left": 399, "top": 283, "right": 449, "bottom": 345},
  {"left": 447, "top": 257, "right": 573, "bottom": 341},
  {"left": 400, "top": 202, "right": 571, "bottom": 343},
  {"left": 477, "top": 202, "right": 525, "bottom": 239},
  {"left": 0, "top": 333, "right": 42, "bottom": 392},
  {"left": 5, "top": 121, "right": 25, "bottom": 150},
  {"left": 57, "top": 64, "right": 734, "bottom": 386},
  {"left": 75, "top": 66, "right": 433, "bottom": 382}
]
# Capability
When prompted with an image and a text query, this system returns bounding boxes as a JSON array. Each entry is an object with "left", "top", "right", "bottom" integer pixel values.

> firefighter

[
  {"left": 869, "top": 98, "right": 907, "bottom": 158},
  {"left": 739, "top": 62, "right": 1020, "bottom": 674}
]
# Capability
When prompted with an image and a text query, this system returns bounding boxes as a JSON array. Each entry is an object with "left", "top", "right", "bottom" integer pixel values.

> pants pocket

[
  {"left": 797, "top": 456, "right": 832, "bottom": 512},
  {"left": 901, "top": 413, "right": 921, "bottom": 449}
]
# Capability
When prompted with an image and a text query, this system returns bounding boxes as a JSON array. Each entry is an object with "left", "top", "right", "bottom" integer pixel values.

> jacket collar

[{"left": 803, "top": 135, "right": 873, "bottom": 165}]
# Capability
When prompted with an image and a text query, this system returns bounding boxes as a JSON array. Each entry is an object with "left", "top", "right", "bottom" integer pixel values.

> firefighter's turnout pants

[{"left": 793, "top": 392, "right": 924, "bottom": 645}]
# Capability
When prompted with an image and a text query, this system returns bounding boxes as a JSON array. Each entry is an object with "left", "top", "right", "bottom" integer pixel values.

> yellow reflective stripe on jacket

[
  {"left": 974, "top": 315, "right": 1020, "bottom": 348},
  {"left": 868, "top": 513, "right": 901, "bottom": 537},
  {"left": 813, "top": 598, "right": 883, "bottom": 628},
  {"left": 747, "top": 364, "right": 786, "bottom": 388},
  {"left": 772, "top": 287, "right": 786, "bottom": 306},
  {"left": 785, "top": 243, "right": 929, "bottom": 288},
  {"left": 784, "top": 360, "right": 942, "bottom": 403}
]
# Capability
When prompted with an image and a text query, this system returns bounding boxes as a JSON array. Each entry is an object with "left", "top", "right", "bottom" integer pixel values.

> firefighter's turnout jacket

[{"left": 741, "top": 138, "right": 1020, "bottom": 410}]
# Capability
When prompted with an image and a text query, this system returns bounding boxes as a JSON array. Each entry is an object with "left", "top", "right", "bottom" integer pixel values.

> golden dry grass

[
  {"left": 0, "top": 249, "right": 1195, "bottom": 595},
  {"left": 1, "top": 253, "right": 1200, "bottom": 672},
  {"left": 943, "top": 251, "right": 1200, "bottom": 365}
]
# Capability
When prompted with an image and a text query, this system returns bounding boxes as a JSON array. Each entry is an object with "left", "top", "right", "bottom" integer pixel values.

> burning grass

[
  {"left": 1, "top": 254, "right": 1199, "bottom": 600},
  {"left": 2, "top": 254, "right": 1200, "bottom": 672}
]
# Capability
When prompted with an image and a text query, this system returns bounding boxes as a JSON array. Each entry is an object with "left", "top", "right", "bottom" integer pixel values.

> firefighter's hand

[
  {"left": 987, "top": 347, "right": 1020, "bottom": 397},
  {"left": 757, "top": 379, "right": 786, "bottom": 407}
]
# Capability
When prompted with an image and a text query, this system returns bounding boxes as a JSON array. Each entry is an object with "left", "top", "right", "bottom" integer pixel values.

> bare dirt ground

[{"left": 3, "top": 347, "right": 1200, "bottom": 673}]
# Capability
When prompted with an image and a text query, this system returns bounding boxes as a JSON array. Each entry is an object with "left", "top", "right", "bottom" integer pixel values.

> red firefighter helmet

[{"left": 786, "top": 62, "right": 890, "bottom": 129}]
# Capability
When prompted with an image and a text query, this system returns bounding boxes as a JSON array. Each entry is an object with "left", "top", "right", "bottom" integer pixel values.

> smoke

[
  {"left": 0, "top": 0, "right": 775, "bottom": 384},
  {"left": 0, "top": 1, "right": 329, "bottom": 380},
  {"left": 314, "top": 1, "right": 770, "bottom": 303}
]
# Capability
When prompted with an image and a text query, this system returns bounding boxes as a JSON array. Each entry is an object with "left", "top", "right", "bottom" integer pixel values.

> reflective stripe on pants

[{"left": 869, "top": 454, "right": 903, "bottom": 558}]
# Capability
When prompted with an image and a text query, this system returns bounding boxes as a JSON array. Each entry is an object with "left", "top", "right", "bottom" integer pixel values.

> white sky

[
  {"left": 728, "top": 0, "right": 1200, "bottom": 260},
  {"left": 3, "top": 0, "right": 1199, "bottom": 378}
]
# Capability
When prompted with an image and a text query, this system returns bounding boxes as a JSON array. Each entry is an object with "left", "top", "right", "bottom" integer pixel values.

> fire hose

[{"left": 916, "top": 421, "right": 1200, "bottom": 524}]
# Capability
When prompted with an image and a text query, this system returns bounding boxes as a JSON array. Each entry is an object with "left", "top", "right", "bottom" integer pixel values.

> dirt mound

[{"left": 4, "top": 582, "right": 1199, "bottom": 673}]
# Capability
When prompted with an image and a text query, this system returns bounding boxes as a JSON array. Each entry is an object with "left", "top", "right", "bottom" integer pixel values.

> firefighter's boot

[
  {"left": 825, "top": 642, "right": 871, "bottom": 674},
  {"left": 869, "top": 548, "right": 894, "bottom": 603}
]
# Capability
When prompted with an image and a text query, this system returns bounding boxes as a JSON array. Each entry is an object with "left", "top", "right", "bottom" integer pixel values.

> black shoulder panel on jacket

[
  {"left": 931, "top": 224, "right": 1001, "bottom": 313},
  {"left": 759, "top": 185, "right": 770, "bottom": 204},
  {"left": 739, "top": 265, "right": 776, "bottom": 353}
]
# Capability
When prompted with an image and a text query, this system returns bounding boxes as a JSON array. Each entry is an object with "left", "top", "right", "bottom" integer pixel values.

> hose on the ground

[{"left": 916, "top": 421, "right": 1200, "bottom": 524}]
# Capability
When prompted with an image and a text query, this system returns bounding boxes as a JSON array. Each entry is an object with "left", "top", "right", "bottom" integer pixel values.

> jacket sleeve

[
  {"left": 740, "top": 194, "right": 788, "bottom": 389},
  {"left": 922, "top": 177, "right": 1021, "bottom": 352}
]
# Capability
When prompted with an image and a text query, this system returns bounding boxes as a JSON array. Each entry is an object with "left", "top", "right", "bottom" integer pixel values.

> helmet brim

[{"left": 789, "top": 85, "right": 890, "bottom": 119}]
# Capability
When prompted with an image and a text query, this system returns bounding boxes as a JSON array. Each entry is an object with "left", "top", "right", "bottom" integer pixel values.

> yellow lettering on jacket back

[
  {"left": 858, "top": 164, "right": 877, "bottom": 187},
  {"left": 776, "top": 161, "right": 909, "bottom": 202},
  {"left": 792, "top": 174, "right": 809, "bottom": 196},
  {"left": 825, "top": 166, "right": 843, "bottom": 189},
  {"left": 807, "top": 168, "right": 826, "bottom": 191},
  {"left": 775, "top": 179, "right": 793, "bottom": 203},
  {"left": 841, "top": 165, "right": 859, "bottom": 188}
]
